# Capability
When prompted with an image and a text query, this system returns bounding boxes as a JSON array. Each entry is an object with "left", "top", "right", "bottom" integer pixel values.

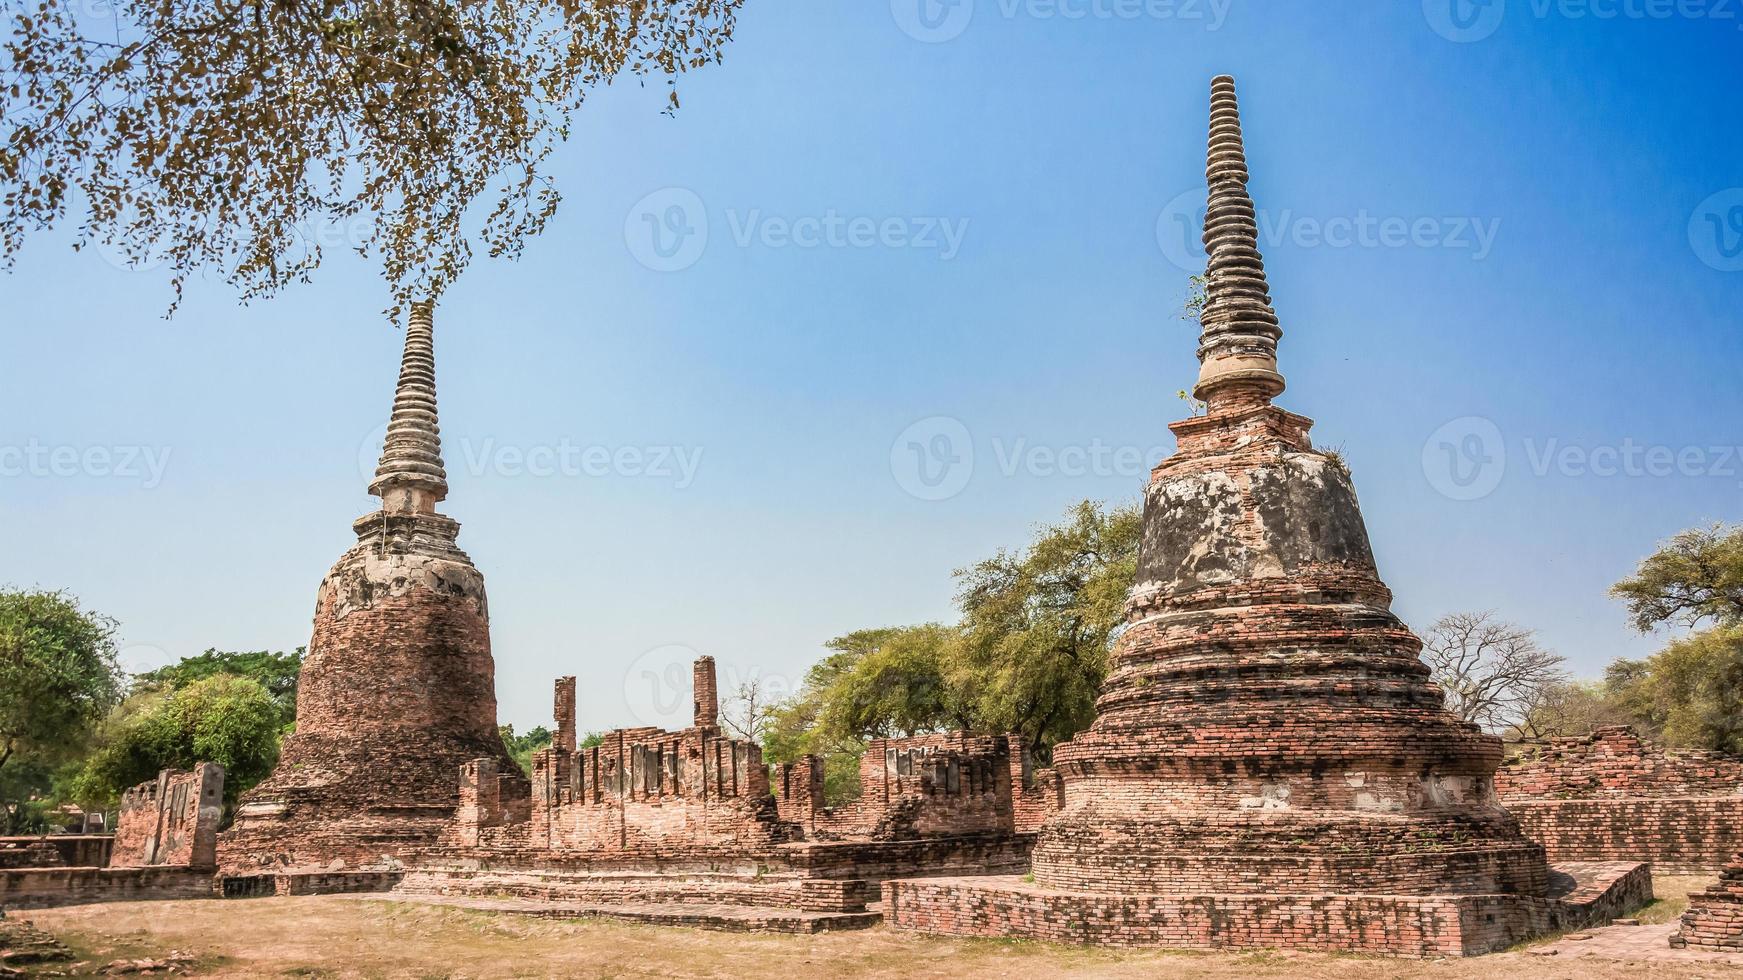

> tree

[
  {"left": 720, "top": 677, "right": 776, "bottom": 745},
  {"left": 70, "top": 673, "right": 282, "bottom": 811},
  {"left": 0, "top": 589, "right": 125, "bottom": 831},
  {"left": 1612, "top": 524, "right": 1743, "bottom": 632},
  {"left": 499, "top": 724, "right": 553, "bottom": 776},
  {"left": 762, "top": 628, "right": 947, "bottom": 805},
  {"left": 1513, "top": 679, "right": 1634, "bottom": 740},
  {"left": 3, "top": 0, "right": 744, "bottom": 317},
  {"left": 1421, "top": 611, "right": 1568, "bottom": 735},
  {"left": 137, "top": 647, "right": 303, "bottom": 728},
  {"left": 950, "top": 500, "right": 1140, "bottom": 759},
  {"left": 1600, "top": 627, "right": 1743, "bottom": 756}
]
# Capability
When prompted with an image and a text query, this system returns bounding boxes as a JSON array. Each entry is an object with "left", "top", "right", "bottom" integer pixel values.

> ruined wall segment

[
  {"left": 219, "top": 304, "right": 523, "bottom": 879},
  {"left": 1674, "top": 853, "right": 1743, "bottom": 949},
  {"left": 112, "top": 765, "right": 225, "bottom": 869},
  {"left": 1498, "top": 726, "right": 1743, "bottom": 872}
]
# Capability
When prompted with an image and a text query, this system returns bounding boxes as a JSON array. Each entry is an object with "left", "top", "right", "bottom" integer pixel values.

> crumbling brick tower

[
  {"left": 220, "top": 303, "right": 521, "bottom": 877},
  {"left": 881, "top": 77, "right": 1636, "bottom": 957},
  {"left": 1027, "top": 76, "right": 1550, "bottom": 903}
]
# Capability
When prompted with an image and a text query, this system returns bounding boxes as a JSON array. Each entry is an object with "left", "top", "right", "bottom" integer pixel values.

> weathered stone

[
  {"left": 884, "top": 74, "right": 1645, "bottom": 957},
  {"left": 111, "top": 765, "right": 225, "bottom": 870},
  {"left": 1498, "top": 726, "right": 1743, "bottom": 873},
  {"left": 218, "top": 304, "right": 524, "bottom": 881}
]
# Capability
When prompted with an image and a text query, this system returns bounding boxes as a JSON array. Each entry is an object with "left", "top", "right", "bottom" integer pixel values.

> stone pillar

[
  {"left": 554, "top": 676, "right": 578, "bottom": 754},
  {"left": 692, "top": 656, "right": 719, "bottom": 729}
]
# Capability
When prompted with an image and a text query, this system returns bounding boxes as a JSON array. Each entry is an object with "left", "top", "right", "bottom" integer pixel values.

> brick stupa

[
  {"left": 220, "top": 303, "right": 522, "bottom": 879},
  {"left": 884, "top": 76, "right": 1647, "bottom": 956}
]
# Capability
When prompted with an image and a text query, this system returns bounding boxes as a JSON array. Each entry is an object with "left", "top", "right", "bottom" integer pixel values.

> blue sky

[{"left": 3, "top": 1, "right": 1740, "bottom": 733}]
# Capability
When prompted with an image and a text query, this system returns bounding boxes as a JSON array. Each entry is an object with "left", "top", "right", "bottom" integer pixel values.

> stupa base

[{"left": 883, "top": 861, "right": 1651, "bottom": 957}]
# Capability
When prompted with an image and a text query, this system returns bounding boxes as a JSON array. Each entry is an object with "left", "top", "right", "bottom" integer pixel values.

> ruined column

[
  {"left": 692, "top": 656, "right": 719, "bottom": 729},
  {"left": 554, "top": 676, "right": 578, "bottom": 754}
]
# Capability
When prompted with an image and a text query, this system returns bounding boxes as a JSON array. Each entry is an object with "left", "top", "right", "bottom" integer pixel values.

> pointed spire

[
  {"left": 368, "top": 301, "right": 448, "bottom": 512},
  {"left": 1194, "top": 74, "right": 1286, "bottom": 409}
]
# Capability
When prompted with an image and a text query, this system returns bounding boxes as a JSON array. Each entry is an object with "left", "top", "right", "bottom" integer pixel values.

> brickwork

[
  {"left": 1673, "top": 854, "right": 1743, "bottom": 949},
  {"left": 0, "top": 836, "right": 113, "bottom": 868},
  {"left": 886, "top": 862, "right": 1652, "bottom": 957},
  {"left": 1497, "top": 727, "right": 1743, "bottom": 872},
  {"left": 777, "top": 733, "right": 1016, "bottom": 841},
  {"left": 218, "top": 305, "right": 526, "bottom": 881},
  {"left": 1007, "top": 737, "right": 1064, "bottom": 834},
  {"left": 692, "top": 656, "right": 719, "bottom": 729},
  {"left": 0, "top": 867, "right": 215, "bottom": 909},
  {"left": 111, "top": 765, "right": 225, "bottom": 870},
  {"left": 883, "top": 75, "right": 1632, "bottom": 956}
]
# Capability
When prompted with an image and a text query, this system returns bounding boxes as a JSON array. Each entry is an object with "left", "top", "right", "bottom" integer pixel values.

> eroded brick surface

[
  {"left": 1497, "top": 727, "right": 1743, "bottom": 873},
  {"left": 111, "top": 765, "right": 225, "bottom": 869}
]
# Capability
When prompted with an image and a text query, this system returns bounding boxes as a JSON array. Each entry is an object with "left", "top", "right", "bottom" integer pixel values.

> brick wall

[
  {"left": 774, "top": 733, "right": 1017, "bottom": 841},
  {"left": 1498, "top": 727, "right": 1743, "bottom": 872},
  {"left": 111, "top": 765, "right": 225, "bottom": 869}
]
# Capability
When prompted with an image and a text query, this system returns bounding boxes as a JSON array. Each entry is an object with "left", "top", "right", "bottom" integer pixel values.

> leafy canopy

[
  {"left": 2, "top": 0, "right": 743, "bottom": 316},
  {"left": 70, "top": 673, "right": 282, "bottom": 809},
  {"left": 137, "top": 647, "right": 303, "bottom": 728},
  {"left": 0, "top": 588, "right": 125, "bottom": 781},
  {"left": 1611, "top": 523, "right": 1743, "bottom": 632},
  {"left": 761, "top": 499, "right": 1141, "bottom": 797}
]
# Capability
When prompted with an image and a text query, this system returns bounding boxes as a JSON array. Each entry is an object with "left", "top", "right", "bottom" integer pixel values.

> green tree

[
  {"left": 137, "top": 647, "right": 303, "bottom": 728},
  {"left": 1600, "top": 627, "right": 1743, "bottom": 755},
  {"left": 71, "top": 674, "right": 282, "bottom": 811},
  {"left": 950, "top": 499, "right": 1141, "bottom": 759},
  {"left": 0, "top": 589, "right": 125, "bottom": 832},
  {"left": 765, "top": 500, "right": 1143, "bottom": 784},
  {"left": 1611, "top": 523, "right": 1743, "bottom": 632},
  {"left": 3, "top": 0, "right": 744, "bottom": 317},
  {"left": 499, "top": 724, "right": 553, "bottom": 776}
]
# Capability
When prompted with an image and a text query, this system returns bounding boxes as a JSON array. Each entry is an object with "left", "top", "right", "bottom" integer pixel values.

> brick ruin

[
  {"left": 111, "top": 765, "right": 226, "bottom": 870},
  {"left": 0, "top": 768, "right": 224, "bottom": 909},
  {"left": 218, "top": 304, "right": 526, "bottom": 884},
  {"left": 1673, "top": 852, "right": 1743, "bottom": 949},
  {"left": 393, "top": 658, "right": 1035, "bottom": 930},
  {"left": 881, "top": 75, "right": 1650, "bottom": 957},
  {"left": 1498, "top": 726, "right": 1743, "bottom": 873}
]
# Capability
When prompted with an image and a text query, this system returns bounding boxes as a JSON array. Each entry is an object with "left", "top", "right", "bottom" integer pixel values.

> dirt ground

[{"left": 11, "top": 878, "right": 1742, "bottom": 980}]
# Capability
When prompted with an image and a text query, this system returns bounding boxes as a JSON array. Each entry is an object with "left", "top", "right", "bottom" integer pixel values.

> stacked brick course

[
  {"left": 1498, "top": 726, "right": 1743, "bottom": 872},
  {"left": 1673, "top": 854, "right": 1743, "bottom": 949},
  {"left": 884, "top": 75, "right": 1647, "bottom": 956},
  {"left": 219, "top": 304, "right": 525, "bottom": 884},
  {"left": 111, "top": 765, "right": 225, "bottom": 869}
]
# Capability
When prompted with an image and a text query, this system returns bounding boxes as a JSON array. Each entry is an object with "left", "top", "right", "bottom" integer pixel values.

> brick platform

[
  {"left": 1499, "top": 727, "right": 1743, "bottom": 873},
  {"left": 886, "top": 862, "right": 1651, "bottom": 957}
]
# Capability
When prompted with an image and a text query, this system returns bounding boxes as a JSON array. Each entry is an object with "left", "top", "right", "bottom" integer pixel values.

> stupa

[
  {"left": 219, "top": 303, "right": 523, "bottom": 884},
  {"left": 884, "top": 75, "right": 1648, "bottom": 956}
]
